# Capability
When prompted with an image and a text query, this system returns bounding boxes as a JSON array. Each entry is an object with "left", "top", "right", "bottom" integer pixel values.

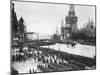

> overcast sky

[{"left": 12, "top": 1, "right": 95, "bottom": 35}]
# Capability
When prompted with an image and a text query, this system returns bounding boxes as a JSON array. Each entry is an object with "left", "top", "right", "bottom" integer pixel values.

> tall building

[
  {"left": 52, "top": 26, "right": 60, "bottom": 41},
  {"left": 11, "top": 3, "right": 27, "bottom": 43},
  {"left": 61, "top": 4, "right": 78, "bottom": 40},
  {"left": 11, "top": 3, "right": 18, "bottom": 33},
  {"left": 85, "top": 18, "right": 95, "bottom": 37},
  {"left": 86, "top": 18, "right": 94, "bottom": 30},
  {"left": 17, "top": 17, "right": 27, "bottom": 41}
]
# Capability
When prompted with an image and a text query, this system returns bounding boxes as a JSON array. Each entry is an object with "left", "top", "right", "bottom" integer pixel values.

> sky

[{"left": 12, "top": 1, "right": 95, "bottom": 35}]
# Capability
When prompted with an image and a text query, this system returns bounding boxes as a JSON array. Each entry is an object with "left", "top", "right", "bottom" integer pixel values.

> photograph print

[{"left": 11, "top": 0, "right": 96, "bottom": 74}]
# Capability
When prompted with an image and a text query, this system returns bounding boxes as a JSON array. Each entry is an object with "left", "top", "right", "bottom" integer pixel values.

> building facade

[
  {"left": 11, "top": 3, "right": 27, "bottom": 44},
  {"left": 61, "top": 4, "right": 78, "bottom": 41},
  {"left": 85, "top": 18, "right": 95, "bottom": 37}
]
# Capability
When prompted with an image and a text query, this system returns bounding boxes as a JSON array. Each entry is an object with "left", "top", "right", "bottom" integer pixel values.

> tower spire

[
  {"left": 12, "top": 3, "right": 15, "bottom": 12},
  {"left": 56, "top": 26, "right": 59, "bottom": 35},
  {"left": 69, "top": 4, "right": 75, "bottom": 16},
  {"left": 12, "top": 3, "right": 14, "bottom": 7},
  {"left": 61, "top": 20, "right": 64, "bottom": 27},
  {"left": 69, "top": 4, "right": 75, "bottom": 12},
  {"left": 19, "top": 16, "right": 24, "bottom": 25}
]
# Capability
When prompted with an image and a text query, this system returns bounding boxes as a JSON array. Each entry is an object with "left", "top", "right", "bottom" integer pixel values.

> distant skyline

[{"left": 12, "top": 1, "right": 95, "bottom": 35}]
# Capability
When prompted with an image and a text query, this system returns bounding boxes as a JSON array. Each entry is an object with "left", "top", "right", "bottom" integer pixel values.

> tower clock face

[
  {"left": 66, "top": 24, "right": 70, "bottom": 27},
  {"left": 66, "top": 33, "right": 70, "bottom": 38}
]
